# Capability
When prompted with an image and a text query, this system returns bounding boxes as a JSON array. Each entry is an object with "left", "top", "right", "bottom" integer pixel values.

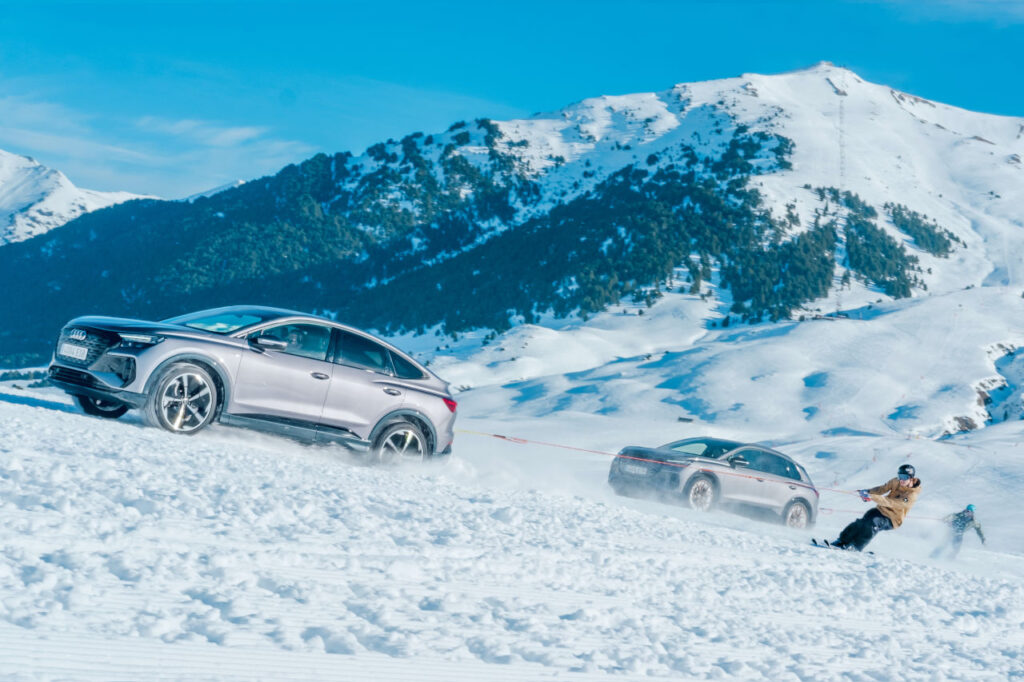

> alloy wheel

[
  {"left": 688, "top": 478, "right": 715, "bottom": 512},
  {"left": 785, "top": 502, "right": 809, "bottom": 529},
  {"left": 160, "top": 372, "right": 213, "bottom": 433},
  {"left": 377, "top": 425, "right": 427, "bottom": 463}
]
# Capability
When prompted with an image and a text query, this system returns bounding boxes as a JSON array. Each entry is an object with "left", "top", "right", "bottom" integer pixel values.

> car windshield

[
  {"left": 659, "top": 438, "right": 741, "bottom": 462},
  {"left": 164, "top": 309, "right": 276, "bottom": 334}
]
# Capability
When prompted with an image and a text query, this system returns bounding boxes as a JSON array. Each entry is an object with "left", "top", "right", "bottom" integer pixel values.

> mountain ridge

[{"left": 1, "top": 64, "right": 1021, "bottom": 365}]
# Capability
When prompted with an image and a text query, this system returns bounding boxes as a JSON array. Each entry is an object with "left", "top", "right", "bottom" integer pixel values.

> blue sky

[{"left": 1, "top": 0, "right": 1022, "bottom": 198}]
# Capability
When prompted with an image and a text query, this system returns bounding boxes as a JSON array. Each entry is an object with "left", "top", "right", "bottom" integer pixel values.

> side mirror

[
  {"left": 250, "top": 336, "right": 288, "bottom": 352},
  {"left": 729, "top": 455, "right": 750, "bottom": 468}
]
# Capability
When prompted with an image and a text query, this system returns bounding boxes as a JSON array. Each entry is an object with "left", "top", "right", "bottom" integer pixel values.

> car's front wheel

[
  {"left": 75, "top": 395, "right": 129, "bottom": 419},
  {"left": 145, "top": 362, "right": 218, "bottom": 435},
  {"left": 782, "top": 500, "right": 812, "bottom": 529},
  {"left": 372, "top": 421, "right": 428, "bottom": 464},
  {"left": 684, "top": 475, "right": 717, "bottom": 512}
]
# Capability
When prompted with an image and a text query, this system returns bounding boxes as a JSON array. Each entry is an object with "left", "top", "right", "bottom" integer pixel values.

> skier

[
  {"left": 930, "top": 504, "right": 985, "bottom": 559},
  {"left": 828, "top": 463, "right": 921, "bottom": 551}
]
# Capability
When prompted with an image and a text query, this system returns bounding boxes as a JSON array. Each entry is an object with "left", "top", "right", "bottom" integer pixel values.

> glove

[{"left": 858, "top": 489, "right": 871, "bottom": 502}]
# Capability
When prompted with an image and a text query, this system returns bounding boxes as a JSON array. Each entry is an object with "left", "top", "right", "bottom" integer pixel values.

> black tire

[
  {"left": 783, "top": 500, "right": 813, "bottom": 529},
  {"left": 372, "top": 421, "right": 428, "bottom": 464},
  {"left": 75, "top": 395, "right": 129, "bottom": 419},
  {"left": 144, "top": 362, "right": 218, "bottom": 435},
  {"left": 684, "top": 475, "right": 717, "bottom": 512}
]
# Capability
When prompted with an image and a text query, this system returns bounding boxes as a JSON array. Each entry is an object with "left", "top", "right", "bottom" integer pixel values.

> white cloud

[
  {"left": 873, "top": 0, "right": 1024, "bottom": 21},
  {"left": 0, "top": 90, "right": 315, "bottom": 198},
  {"left": 136, "top": 116, "right": 270, "bottom": 148}
]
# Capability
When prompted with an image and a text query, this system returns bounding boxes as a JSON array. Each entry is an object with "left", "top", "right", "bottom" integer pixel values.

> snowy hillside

[
  {"left": 0, "top": 149, "right": 144, "bottom": 245},
  {"left": 5, "top": 280, "right": 1024, "bottom": 679},
  {"left": 2, "top": 303, "right": 1023, "bottom": 680}
]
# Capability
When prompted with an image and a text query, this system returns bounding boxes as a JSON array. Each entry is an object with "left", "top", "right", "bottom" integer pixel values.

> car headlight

[{"left": 119, "top": 333, "right": 163, "bottom": 349}]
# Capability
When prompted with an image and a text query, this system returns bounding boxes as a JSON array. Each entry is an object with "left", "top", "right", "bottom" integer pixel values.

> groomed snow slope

[
  {"left": 3, "top": 285, "right": 1024, "bottom": 680},
  {"left": 0, "top": 149, "right": 144, "bottom": 245}
]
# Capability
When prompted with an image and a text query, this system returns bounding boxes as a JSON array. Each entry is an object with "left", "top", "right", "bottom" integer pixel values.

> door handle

[
  {"left": 311, "top": 372, "right": 330, "bottom": 380},
  {"left": 789, "top": 485, "right": 797, "bottom": 490},
  {"left": 383, "top": 387, "right": 402, "bottom": 396}
]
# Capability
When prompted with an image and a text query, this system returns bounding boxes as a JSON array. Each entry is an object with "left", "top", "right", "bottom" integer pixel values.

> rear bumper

[{"left": 47, "top": 364, "right": 147, "bottom": 408}]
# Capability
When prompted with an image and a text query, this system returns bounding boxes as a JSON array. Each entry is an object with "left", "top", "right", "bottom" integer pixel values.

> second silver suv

[
  {"left": 608, "top": 437, "right": 819, "bottom": 528},
  {"left": 47, "top": 305, "right": 456, "bottom": 461}
]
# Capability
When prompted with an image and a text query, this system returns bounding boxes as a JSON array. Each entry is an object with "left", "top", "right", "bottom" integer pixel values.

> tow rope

[{"left": 456, "top": 428, "right": 945, "bottom": 520}]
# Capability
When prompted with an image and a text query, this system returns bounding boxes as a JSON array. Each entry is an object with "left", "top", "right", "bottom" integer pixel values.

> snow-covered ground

[{"left": 3, "top": 286, "right": 1023, "bottom": 680}]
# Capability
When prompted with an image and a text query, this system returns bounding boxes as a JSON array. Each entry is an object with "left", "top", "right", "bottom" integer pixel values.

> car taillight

[{"left": 443, "top": 397, "right": 457, "bottom": 413}]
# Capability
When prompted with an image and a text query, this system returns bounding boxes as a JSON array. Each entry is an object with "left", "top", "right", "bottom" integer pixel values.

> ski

[{"left": 811, "top": 539, "right": 872, "bottom": 555}]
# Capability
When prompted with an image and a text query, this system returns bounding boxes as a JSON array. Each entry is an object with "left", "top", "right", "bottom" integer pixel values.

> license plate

[
  {"left": 621, "top": 463, "right": 649, "bottom": 476},
  {"left": 58, "top": 342, "right": 89, "bottom": 361}
]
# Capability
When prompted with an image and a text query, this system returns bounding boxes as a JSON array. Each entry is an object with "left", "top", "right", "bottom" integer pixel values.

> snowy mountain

[
  {"left": 1, "top": 63, "right": 1022, "bottom": 366},
  {"left": 0, "top": 149, "right": 145, "bottom": 245}
]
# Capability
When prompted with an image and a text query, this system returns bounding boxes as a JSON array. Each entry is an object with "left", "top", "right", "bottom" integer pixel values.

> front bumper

[{"left": 47, "top": 363, "right": 148, "bottom": 408}]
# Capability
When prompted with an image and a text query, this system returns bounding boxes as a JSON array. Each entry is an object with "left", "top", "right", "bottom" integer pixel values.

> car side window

[
  {"left": 751, "top": 452, "right": 775, "bottom": 475},
  {"left": 250, "top": 323, "right": 331, "bottom": 362},
  {"left": 776, "top": 458, "right": 802, "bottom": 481},
  {"left": 336, "top": 331, "right": 391, "bottom": 373},
  {"left": 746, "top": 452, "right": 799, "bottom": 479},
  {"left": 390, "top": 351, "right": 425, "bottom": 380},
  {"left": 729, "top": 448, "right": 762, "bottom": 468}
]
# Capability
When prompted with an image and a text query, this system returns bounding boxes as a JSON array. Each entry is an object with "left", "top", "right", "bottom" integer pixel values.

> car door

[
  {"left": 762, "top": 454, "right": 807, "bottom": 511},
  {"left": 718, "top": 448, "right": 767, "bottom": 505},
  {"left": 229, "top": 322, "right": 334, "bottom": 434},
  {"left": 744, "top": 451, "right": 793, "bottom": 512},
  {"left": 318, "top": 330, "right": 407, "bottom": 443}
]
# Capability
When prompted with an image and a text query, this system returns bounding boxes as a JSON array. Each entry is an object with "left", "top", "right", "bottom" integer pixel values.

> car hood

[{"left": 65, "top": 316, "right": 193, "bottom": 336}]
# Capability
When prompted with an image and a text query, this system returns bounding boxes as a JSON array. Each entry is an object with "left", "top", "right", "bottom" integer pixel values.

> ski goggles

[{"left": 898, "top": 473, "right": 911, "bottom": 480}]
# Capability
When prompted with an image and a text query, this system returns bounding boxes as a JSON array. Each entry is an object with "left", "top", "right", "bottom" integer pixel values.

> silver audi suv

[
  {"left": 47, "top": 305, "right": 457, "bottom": 460},
  {"left": 608, "top": 437, "right": 818, "bottom": 528}
]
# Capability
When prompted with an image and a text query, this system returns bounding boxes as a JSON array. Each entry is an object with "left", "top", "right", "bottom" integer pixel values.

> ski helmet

[
  {"left": 966, "top": 504, "right": 975, "bottom": 513},
  {"left": 897, "top": 463, "right": 915, "bottom": 479}
]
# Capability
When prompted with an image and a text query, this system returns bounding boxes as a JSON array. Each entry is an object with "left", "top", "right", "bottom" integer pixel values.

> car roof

[
  {"left": 660, "top": 437, "right": 746, "bottom": 452},
  {"left": 660, "top": 437, "right": 797, "bottom": 461},
  {"left": 190, "top": 304, "right": 315, "bottom": 321},
  {"left": 195, "top": 306, "right": 424, "bottom": 363}
]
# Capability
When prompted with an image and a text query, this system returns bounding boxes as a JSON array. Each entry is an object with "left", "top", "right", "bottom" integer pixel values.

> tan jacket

[{"left": 867, "top": 477, "right": 922, "bottom": 527}]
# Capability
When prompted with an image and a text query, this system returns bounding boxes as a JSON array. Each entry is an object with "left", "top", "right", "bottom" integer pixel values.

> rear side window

[
  {"left": 776, "top": 457, "right": 803, "bottom": 481},
  {"left": 336, "top": 331, "right": 391, "bottom": 373},
  {"left": 390, "top": 351, "right": 426, "bottom": 380}
]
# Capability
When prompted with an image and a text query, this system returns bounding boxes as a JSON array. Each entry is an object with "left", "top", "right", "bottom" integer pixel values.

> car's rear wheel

[
  {"left": 373, "top": 421, "right": 427, "bottom": 464},
  {"left": 75, "top": 395, "right": 129, "bottom": 419},
  {"left": 783, "top": 500, "right": 812, "bottom": 529},
  {"left": 145, "top": 363, "right": 218, "bottom": 435},
  {"left": 684, "top": 475, "right": 717, "bottom": 512}
]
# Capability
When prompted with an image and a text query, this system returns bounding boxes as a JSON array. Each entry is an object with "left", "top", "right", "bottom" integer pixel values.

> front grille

[
  {"left": 49, "top": 366, "right": 96, "bottom": 388},
  {"left": 55, "top": 327, "right": 119, "bottom": 367}
]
